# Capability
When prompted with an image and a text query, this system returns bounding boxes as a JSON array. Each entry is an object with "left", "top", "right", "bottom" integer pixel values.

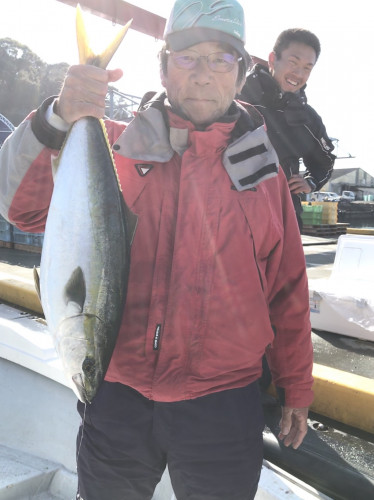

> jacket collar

[
  {"left": 115, "top": 92, "right": 251, "bottom": 162},
  {"left": 114, "top": 92, "right": 174, "bottom": 163},
  {"left": 248, "top": 64, "right": 308, "bottom": 108},
  {"left": 114, "top": 91, "right": 279, "bottom": 189}
]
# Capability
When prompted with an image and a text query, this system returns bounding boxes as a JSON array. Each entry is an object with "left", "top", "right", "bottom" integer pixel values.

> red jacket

[{"left": 0, "top": 95, "right": 313, "bottom": 407}]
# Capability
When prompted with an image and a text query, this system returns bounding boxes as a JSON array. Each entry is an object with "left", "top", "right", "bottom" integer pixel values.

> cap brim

[{"left": 167, "top": 28, "right": 251, "bottom": 68}]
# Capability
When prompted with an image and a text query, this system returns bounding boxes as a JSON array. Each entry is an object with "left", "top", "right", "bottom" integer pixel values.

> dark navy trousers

[{"left": 76, "top": 381, "right": 264, "bottom": 500}]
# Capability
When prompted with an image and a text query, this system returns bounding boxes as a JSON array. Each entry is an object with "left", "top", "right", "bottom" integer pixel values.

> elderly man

[{"left": 0, "top": 1, "right": 313, "bottom": 499}]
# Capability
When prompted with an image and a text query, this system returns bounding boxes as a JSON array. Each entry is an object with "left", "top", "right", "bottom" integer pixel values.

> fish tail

[{"left": 76, "top": 3, "right": 132, "bottom": 68}]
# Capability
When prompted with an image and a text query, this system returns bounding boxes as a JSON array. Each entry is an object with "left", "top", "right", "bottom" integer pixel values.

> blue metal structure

[{"left": 0, "top": 113, "right": 15, "bottom": 148}]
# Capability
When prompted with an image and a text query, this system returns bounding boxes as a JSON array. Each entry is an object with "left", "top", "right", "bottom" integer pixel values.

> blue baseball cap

[{"left": 164, "top": 0, "right": 250, "bottom": 66}]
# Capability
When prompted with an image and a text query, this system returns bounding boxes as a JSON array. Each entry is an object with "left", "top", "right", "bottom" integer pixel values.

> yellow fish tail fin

[
  {"left": 99, "top": 19, "right": 132, "bottom": 69},
  {"left": 76, "top": 3, "right": 132, "bottom": 68}
]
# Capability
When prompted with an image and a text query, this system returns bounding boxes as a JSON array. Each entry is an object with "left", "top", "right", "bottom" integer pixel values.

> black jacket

[{"left": 239, "top": 64, "right": 335, "bottom": 212}]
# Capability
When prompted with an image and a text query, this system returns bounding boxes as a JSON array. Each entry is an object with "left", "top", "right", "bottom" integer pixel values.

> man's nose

[
  {"left": 192, "top": 58, "right": 212, "bottom": 83},
  {"left": 291, "top": 65, "right": 302, "bottom": 76}
]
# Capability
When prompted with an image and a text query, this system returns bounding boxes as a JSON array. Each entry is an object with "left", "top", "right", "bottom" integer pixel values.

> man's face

[
  {"left": 161, "top": 41, "right": 245, "bottom": 128},
  {"left": 268, "top": 42, "right": 317, "bottom": 93}
]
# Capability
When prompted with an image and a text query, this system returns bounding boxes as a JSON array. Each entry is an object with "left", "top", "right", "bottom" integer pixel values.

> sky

[{"left": 1, "top": 0, "right": 373, "bottom": 175}]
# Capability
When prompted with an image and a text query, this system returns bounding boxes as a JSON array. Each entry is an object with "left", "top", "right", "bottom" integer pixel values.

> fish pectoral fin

[
  {"left": 76, "top": 4, "right": 132, "bottom": 68},
  {"left": 64, "top": 266, "right": 86, "bottom": 312},
  {"left": 33, "top": 266, "right": 41, "bottom": 301}
]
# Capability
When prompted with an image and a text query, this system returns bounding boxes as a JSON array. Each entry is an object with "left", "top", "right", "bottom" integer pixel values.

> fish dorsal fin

[
  {"left": 76, "top": 4, "right": 132, "bottom": 68},
  {"left": 64, "top": 266, "right": 86, "bottom": 313},
  {"left": 97, "top": 118, "right": 127, "bottom": 193}
]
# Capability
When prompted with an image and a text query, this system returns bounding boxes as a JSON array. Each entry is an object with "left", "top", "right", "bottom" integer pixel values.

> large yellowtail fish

[{"left": 36, "top": 6, "right": 137, "bottom": 403}]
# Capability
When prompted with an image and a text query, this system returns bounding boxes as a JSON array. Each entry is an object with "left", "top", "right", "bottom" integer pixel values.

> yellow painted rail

[
  {"left": 0, "top": 274, "right": 43, "bottom": 315},
  {"left": 311, "top": 364, "right": 374, "bottom": 434},
  {"left": 347, "top": 227, "right": 374, "bottom": 236}
]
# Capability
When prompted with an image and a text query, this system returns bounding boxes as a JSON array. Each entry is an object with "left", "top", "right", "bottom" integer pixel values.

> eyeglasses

[{"left": 166, "top": 50, "right": 242, "bottom": 73}]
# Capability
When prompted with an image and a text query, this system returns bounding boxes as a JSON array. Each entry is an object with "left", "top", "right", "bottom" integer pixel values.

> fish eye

[{"left": 82, "top": 357, "right": 95, "bottom": 375}]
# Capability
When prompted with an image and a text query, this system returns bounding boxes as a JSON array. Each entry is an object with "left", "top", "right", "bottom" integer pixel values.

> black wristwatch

[{"left": 306, "top": 178, "right": 317, "bottom": 192}]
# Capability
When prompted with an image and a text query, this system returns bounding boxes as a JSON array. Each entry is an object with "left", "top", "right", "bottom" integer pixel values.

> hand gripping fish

[{"left": 34, "top": 6, "right": 137, "bottom": 404}]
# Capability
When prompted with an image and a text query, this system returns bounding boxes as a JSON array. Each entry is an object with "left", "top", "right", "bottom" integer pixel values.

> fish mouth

[
  {"left": 72, "top": 372, "right": 92, "bottom": 404},
  {"left": 72, "top": 351, "right": 101, "bottom": 404},
  {"left": 56, "top": 314, "right": 108, "bottom": 404}
]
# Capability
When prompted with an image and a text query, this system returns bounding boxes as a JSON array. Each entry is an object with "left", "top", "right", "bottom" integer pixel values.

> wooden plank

[
  {"left": 13, "top": 244, "right": 42, "bottom": 254},
  {"left": 302, "top": 223, "right": 349, "bottom": 238},
  {"left": 0, "top": 241, "right": 14, "bottom": 249}
]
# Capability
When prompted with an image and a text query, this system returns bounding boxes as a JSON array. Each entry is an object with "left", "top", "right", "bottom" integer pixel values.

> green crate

[
  {"left": 301, "top": 204, "right": 323, "bottom": 225},
  {"left": 301, "top": 213, "right": 322, "bottom": 225},
  {"left": 302, "top": 205, "right": 323, "bottom": 214}
]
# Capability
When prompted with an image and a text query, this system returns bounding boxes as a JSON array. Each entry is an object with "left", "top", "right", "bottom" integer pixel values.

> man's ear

[
  {"left": 160, "top": 68, "right": 166, "bottom": 88},
  {"left": 236, "top": 74, "right": 246, "bottom": 95},
  {"left": 268, "top": 51, "right": 276, "bottom": 71}
]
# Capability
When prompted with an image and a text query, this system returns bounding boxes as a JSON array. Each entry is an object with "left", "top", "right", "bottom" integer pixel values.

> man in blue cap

[{"left": 0, "top": 1, "right": 314, "bottom": 498}]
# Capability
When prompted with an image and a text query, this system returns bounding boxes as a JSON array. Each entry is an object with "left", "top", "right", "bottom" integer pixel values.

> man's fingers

[
  {"left": 278, "top": 406, "right": 309, "bottom": 449},
  {"left": 279, "top": 406, "right": 292, "bottom": 436},
  {"left": 107, "top": 68, "right": 123, "bottom": 83},
  {"left": 56, "top": 65, "right": 124, "bottom": 123},
  {"left": 281, "top": 425, "right": 306, "bottom": 449}
]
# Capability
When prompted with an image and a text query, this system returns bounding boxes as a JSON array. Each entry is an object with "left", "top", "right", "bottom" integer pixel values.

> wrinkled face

[
  {"left": 161, "top": 41, "right": 245, "bottom": 128},
  {"left": 269, "top": 42, "right": 317, "bottom": 93}
]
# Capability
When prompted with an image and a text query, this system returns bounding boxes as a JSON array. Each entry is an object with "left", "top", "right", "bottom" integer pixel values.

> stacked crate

[
  {"left": 301, "top": 204, "right": 323, "bottom": 225},
  {"left": 0, "top": 215, "right": 13, "bottom": 248},
  {"left": 302, "top": 202, "right": 338, "bottom": 225},
  {"left": 0, "top": 214, "right": 44, "bottom": 252},
  {"left": 12, "top": 226, "right": 44, "bottom": 249},
  {"left": 301, "top": 202, "right": 348, "bottom": 237}
]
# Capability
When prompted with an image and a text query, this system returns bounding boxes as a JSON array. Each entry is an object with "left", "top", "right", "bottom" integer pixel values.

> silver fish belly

[{"left": 40, "top": 117, "right": 136, "bottom": 403}]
